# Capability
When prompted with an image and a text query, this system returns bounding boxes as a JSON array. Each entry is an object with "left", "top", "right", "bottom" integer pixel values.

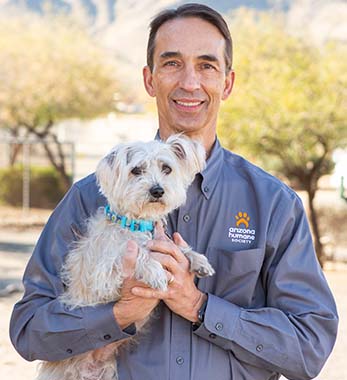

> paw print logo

[{"left": 235, "top": 212, "right": 250, "bottom": 228}]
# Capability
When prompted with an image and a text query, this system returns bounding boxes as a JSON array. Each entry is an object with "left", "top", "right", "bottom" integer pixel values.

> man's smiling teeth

[{"left": 175, "top": 100, "right": 202, "bottom": 107}]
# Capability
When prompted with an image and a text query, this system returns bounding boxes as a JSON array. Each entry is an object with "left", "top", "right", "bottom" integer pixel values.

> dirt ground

[{"left": 0, "top": 203, "right": 346, "bottom": 379}]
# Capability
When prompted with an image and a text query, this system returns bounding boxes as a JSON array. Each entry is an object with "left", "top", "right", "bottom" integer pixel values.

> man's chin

[{"left": 170, "top": 118, "right": 206, "bottom": 133}]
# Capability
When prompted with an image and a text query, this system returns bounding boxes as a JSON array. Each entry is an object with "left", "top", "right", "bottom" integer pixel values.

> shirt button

[
  {"left": 209, "top": 333, "right": 217, "bottom": 339},
  {"left": 66, "top": 348, "right": 73, "bottom": 354},
  {"left": 256, "top": 344, "right": 263, "bottom": 352},
  {"left": 176, "top": 356, "right": 184, "bottom": 365},
  {"left": 215, "top": 322, "right": 223, "bottom": 331},
  {"left": 104, "top": 334, "right": 111, "bottom": 340},
  {"left": 204, "top": 186, "right": 209, "bottom": 192},
  {"left": 183, "top": 214, "right": 191, "bottom": 223}
]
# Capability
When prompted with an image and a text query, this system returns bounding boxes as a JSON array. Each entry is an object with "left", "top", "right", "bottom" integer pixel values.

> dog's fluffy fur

[{"left": 36, "top": 135, "right": 215, "bottom": 380}]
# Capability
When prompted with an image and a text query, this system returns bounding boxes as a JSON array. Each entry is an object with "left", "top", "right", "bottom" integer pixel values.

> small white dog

[{"left": 36, "top": 135, "right": 214, "bottom": 380}]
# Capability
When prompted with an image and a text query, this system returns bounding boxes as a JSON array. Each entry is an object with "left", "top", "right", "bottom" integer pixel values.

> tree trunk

[
  {"left": 9, "top": 143, "right": 22, "bottom": 166},
  {"left": 8, "top": 127, "right": 23, "bottom": 166},
  {"left": 24, "top": 122, "right": 71, "bottom": 189},
  {"left": 306, "top": 188, "right": 325, "bottom": 267},
  {"left": 42, "top": 139, "right": 71, "bottom": 189}
]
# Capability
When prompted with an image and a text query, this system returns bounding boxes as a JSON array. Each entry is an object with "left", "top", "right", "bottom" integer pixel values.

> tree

[
  {"left": 219, "top": 10, "right": 347, "bottom": 266},
  {"left": 0, "top": 14, "right": 117, "bottom": 187}
]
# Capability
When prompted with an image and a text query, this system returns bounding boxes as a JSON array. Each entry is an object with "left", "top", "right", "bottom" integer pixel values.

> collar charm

[{"left": 104, "top": 205, "right": 154, "bottom": 233}]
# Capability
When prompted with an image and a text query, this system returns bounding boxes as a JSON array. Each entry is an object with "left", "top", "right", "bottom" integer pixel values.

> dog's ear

[
  {"left": 167, "top": 134, "right": 206, "bottom": 176},
  {"left": 169, "top": 138, "right": 187, "bottom": 160},
  {"left": 105, "top": 151, "right": 117, "bottom": 167},
  {"left": 125, "top": 146, "right": 136, "bottom": 164},
  {"left": 96, "top": 144, "right": 128, "bottom": 198},
  {"left": 96, "top": 150, "right": 116, "bottom": 198}
]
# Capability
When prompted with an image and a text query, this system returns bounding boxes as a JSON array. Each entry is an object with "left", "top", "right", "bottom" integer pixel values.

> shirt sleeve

[
  {"left": 194, "top": 194, "right": 338, "bottom": 380},
  {"left": 9, "top": 182, "right": 135, "bottom": 362}
]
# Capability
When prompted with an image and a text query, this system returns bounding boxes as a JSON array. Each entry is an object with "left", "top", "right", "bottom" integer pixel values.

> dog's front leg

[
  {"left": 134, "top": 247, "right": 168, "bottom": 291},
  {"left": 180, "top": 247, "right": 215, "bottom": 278}
]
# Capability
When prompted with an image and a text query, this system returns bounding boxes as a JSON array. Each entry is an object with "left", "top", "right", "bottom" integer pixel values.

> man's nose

[{"left": 178, "top": 66, "right": 201, "bottom": 92}]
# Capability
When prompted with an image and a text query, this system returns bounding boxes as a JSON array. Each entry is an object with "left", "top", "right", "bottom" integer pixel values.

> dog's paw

[
  {"left": 192, "top": 260, "right": 215, "bottom": 278},
  {"left": 194, "top": 264, "right": 215, "bottom": 278},
  {"left": 185, "top": 251, "right": 215, "bottom": 278}
]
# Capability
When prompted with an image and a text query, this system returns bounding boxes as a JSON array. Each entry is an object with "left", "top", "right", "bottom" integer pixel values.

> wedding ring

[{"left": 168, "top": 274, "right": 175, "bottom": 285}]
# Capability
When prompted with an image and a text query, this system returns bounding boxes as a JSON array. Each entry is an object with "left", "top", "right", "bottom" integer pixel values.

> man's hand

[
  {"left": 112, "top": 240, "right": 159, "bottom": 330},
  {"left": 131, "top": 225, "right": 206, "bottom": 322}
]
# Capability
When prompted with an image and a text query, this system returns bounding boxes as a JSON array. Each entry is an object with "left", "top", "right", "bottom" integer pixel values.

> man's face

[{"left": 143, "top": 17, "right": 234, "bottom": 144}]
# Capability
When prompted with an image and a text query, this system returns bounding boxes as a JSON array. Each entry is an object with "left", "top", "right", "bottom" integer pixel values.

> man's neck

[{"left": 158, "top": 128, "right": 216, "bottom": 158}]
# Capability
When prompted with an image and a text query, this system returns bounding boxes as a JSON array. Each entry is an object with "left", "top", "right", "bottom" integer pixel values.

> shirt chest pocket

[{"left": 198, "top": 247, "right": 264, "bottom": 307}]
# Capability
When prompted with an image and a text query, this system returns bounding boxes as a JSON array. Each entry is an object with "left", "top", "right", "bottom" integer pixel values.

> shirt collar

[
  {"left": 200, "top": 138, "right": 224, "bottom": 200},
  {"left": 154, "top": 130, "right": 224, "bottom": 200}
]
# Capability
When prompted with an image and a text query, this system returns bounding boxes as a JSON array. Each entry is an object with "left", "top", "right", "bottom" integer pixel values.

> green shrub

[{"left": 0, "top": 165, "right": 69, "bottom": 209}]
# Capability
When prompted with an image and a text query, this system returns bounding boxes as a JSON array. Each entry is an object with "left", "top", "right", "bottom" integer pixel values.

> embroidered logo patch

[
  {"left": 228, "top": 211, "right": 256, "bottom": 244},
  {"left": 235, "top": 211, "right": 250, "bottom": 228}
]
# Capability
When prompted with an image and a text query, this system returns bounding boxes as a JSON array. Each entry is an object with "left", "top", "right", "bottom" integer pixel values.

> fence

[{"left": 0, "top": 138, "right": 75, "bottom": 211}]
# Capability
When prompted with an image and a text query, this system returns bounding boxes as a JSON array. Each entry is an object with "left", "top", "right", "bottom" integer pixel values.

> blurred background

[{"left": 0, "top": 1, "right": 346, "bottom": 379}]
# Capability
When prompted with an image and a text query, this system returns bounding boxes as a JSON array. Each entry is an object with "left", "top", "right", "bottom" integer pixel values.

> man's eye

[
  {"left": 162, "top": 164, "right": 172, "bottom": 175},
  {"left": 164, "top": 61, "right": 179, "bottom": 67},
  {"left": 201, "top": 63, "right": 216, "bottom": 70},
  {"left": 131, "top": 167, "right": 142, "bottom": 176}
]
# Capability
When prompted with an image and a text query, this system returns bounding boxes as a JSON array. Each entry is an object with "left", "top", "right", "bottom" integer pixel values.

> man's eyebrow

[
  {"left": 198, "top": 54, "right": 219, "bottom": 63},
  {"left": 159, "top": 51, "right": 220, "bottom": 64},
  {"left": 159, "top": 51, "right": 182, "bottom": 59}
]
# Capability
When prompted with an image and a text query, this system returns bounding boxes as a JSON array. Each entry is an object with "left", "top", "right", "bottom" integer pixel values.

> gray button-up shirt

[{"left": 10, "top": 139, "right": 338, "bottom": 380}]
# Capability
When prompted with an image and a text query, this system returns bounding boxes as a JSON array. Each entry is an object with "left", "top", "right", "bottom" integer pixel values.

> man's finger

[
  {"left": 131, "top": 286, "right": 167, "bottom": 299},
  {"left": 173, "top": 232, "right": 189, "bottom": 248},
  {"left": 153, "top": 222, "right": 170, "bottom": 241},
  {"left": 150, "top": 251, "right": 180, "bottom": 274},
  {"left": 147, "top": 240, "right": 186, "bottom": 263}
]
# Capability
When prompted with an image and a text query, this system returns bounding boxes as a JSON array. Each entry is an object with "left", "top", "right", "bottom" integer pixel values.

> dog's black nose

[{"left": 150, "top": 185, "right": 165, "bottom": 199}]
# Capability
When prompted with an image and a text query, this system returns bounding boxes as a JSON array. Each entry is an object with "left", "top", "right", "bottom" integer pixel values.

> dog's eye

[
  {"left": 162, "top": 164, "right": 172, "bottom": 175},
  {"left": 131, "top": 167, "right": 142, "bottom": 176}
]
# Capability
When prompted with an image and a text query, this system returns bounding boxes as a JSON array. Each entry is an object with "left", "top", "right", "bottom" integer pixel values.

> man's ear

[
  {"left": 222, "top": 70, "right": 235, "bottom": 101},
  {"left": 143, "top": 65, "right": 156, "bottom": 97}
]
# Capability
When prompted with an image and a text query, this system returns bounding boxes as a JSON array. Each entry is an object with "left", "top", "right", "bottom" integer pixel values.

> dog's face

[{"left": 96, "top": 134, "right": 206, "bottom": 220}]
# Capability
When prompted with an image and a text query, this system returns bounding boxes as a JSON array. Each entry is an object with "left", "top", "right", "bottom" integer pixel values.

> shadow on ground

[
  {"left": 0, "top": 242, "right": 34, "bottom": 254},
  {"left": 0, "top": 278, "right": 24, "bottom": 297},
  {"left": 0, "top": 241, "right": 32, "bottom": 296}
]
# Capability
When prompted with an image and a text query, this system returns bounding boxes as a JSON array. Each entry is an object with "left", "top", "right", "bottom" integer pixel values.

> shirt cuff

[
  {"left": 193, "top": 293, "right": 241, "bottom": 349},
  {"left": 82, "top": 302, "right": 136, "bottom": 349}
]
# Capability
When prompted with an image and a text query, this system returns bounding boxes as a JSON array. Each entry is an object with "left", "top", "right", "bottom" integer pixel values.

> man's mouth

[{"left": 173, "top": 99, "right": 204, "bottom": 110}]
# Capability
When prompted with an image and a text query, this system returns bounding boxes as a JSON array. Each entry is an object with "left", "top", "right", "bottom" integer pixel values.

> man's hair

[{"left": 147, "top": 3, "right": 233, "bottom": 74}]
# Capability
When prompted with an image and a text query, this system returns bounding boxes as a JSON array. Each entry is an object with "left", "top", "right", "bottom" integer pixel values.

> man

[{"left": 10, "top": 3, "right": 338, "bottom": 380}]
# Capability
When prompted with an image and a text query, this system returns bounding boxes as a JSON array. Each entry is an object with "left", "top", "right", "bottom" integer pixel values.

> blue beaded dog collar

[{"left": 104, "top": 205, "right": 154, "bottom": 233}]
